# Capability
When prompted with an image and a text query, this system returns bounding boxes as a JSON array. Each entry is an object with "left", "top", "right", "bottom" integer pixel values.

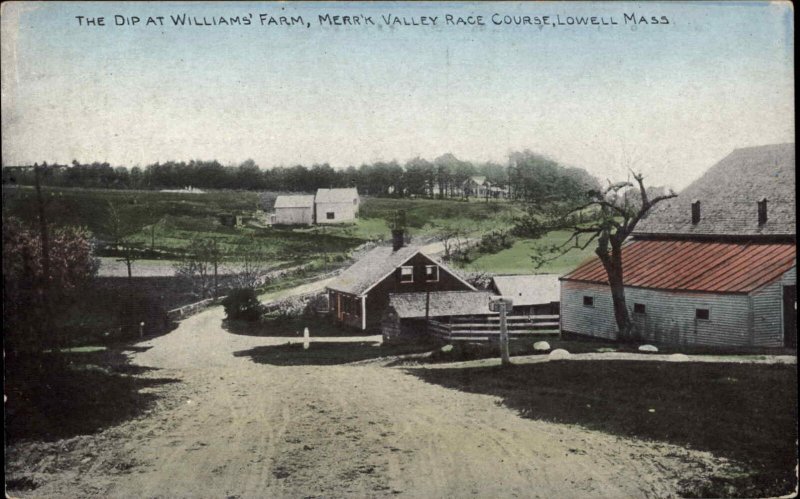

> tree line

[{"left": 3, "top": 150, "right": 600, "bottom": 204}]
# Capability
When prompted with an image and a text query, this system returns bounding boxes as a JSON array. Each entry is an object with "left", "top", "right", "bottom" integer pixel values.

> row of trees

[{"left": 4, "top": 151, "right": 600, "bottom": 205}]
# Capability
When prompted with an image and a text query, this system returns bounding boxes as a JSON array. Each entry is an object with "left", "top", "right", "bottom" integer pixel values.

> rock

[
  {"left": 533, "top": 341, "right": 551, "bottom": 352},
  {"left": 440, "top": 344, "right": 454, "bottom": 353},
  {"left": 549, "top": 349, "right": 571, "bottom": 360},
  {"left": 638, "top": 344, "right": 659, "bottom": 353},
  {"left": 668, "top": 353, "right": 690, "bottom": 362}
]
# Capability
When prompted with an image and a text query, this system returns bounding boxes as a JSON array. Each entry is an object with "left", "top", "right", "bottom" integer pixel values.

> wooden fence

[{"left": 428, "top": 315, "right": 560, "bottom": 342}]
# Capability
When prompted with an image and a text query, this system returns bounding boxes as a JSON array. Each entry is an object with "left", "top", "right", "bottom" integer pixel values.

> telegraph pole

[{"left": 212, "top": 237, "right": 219, "bottom": 298}]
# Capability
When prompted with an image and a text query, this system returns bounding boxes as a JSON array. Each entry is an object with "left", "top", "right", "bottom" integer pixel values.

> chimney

[
  {"left": 391, "top": 229, "right": 405, "bottom": 252},
  {"left": 757, "top": 198, "right": 768, "bottom": 226},
  {"left": 692, "top": 199, "right": 700, "bottom": 225},
  {"left": 691, "top": 200, "right": 701, "bottom": 225}
]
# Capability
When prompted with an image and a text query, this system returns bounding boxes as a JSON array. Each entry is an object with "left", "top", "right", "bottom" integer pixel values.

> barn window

[
  {"left": 583, "top": 296, "right": 594, "bottom": 307},
  {"left": 633, "top": 303, "right": 646, "bottom": 314},
  {"left": 695, "top": 308, "right": 710, "bottom": 321},
  {"left": 400, "top": 266, "right": 414, "bottom": 283},
  {"left": 425, "top": 265, "right": 439, "bottom": 282},
  {"left": 326, "top": 212, "right": 335, "bottom": 220}
]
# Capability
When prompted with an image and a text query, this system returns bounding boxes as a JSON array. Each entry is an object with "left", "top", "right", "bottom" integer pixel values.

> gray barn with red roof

[{"left": 560, "top": 144, "right": 796, "bottom": 347}]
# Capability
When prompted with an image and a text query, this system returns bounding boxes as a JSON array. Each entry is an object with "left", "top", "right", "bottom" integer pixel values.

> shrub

[{"left": 222, "top": 288, "right": 263, "bottom": 321}]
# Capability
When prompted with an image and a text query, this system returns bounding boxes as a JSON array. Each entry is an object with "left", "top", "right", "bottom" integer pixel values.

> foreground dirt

[{"left": 7, "top": 306, "right": 741, "bottom": 498}]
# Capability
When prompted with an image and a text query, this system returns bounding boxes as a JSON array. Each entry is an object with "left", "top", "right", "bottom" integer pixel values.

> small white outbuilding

[
  {"left": 315, "top": 188, "right": 359, "bottom": 224},
  {"left": 273, "top": 195, "right": 315, "bottom": 225}
]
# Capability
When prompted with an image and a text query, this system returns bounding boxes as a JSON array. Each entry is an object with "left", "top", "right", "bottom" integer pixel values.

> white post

[
  {"left": 499, "top": 303, "right": 511, "bottom": 366},
  {"left": 303, "top": 327, "right": 310, "bottom": 350}
]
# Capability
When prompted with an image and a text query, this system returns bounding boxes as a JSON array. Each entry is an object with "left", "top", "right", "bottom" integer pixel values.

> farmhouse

[
  {"left": 273, "top": 195, "right": 315, "bottom": 225},
  {"left": 326, "top": 232, "right": 476, "bottom": 331},
  {"left": 315, "top": 187, "right": 360, "bottom": 224},
  {"left": 560, "top": 143, "right": 797, "bottom": 347},
  {"left": 463, "top": 176, "right": 489, "bottom": 198},
  {"left": 490, "top": 274, "right": 560, "bottom": 316}
]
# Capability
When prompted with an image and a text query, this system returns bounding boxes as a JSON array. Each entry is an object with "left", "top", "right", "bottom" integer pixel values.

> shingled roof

[
  {"left": 562, "top": 239, "right": 796, "bottom": 294},
  {"left": 315, "top": 188, "right": 358, "bottom": 204},
  {"left": 327, "top": 245, "right": 474, "bottom": 295},
  {"left": 274, "top": 195, "right": 314, "bottom": 209},
  {"left": 388, "top": 291, "right": 497, "bottom": 319},
  {"left": 491, "top": 274, "right": 560, "bottom": 306},
  {"left": 634, "top": 144, "right": 795, "bottom": 237}
]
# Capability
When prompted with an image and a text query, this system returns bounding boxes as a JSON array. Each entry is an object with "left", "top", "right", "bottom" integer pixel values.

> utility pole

[
  {"left": 34, "top": 165, "right": 50, "bottom": 290},
  {"left": 33, "top": 164, "right": 52, "bottom": 352},
  {"left": 212, "top": 238, "right": 219, "bottom": 298}
]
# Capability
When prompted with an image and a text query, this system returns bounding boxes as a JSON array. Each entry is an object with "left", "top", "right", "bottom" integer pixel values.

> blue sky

[{"left": 1, "top": 1, "right": 794, "bottom": 189}]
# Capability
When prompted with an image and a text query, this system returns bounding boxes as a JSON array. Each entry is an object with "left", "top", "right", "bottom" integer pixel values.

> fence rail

[{"left": 429, "top": 315, "right": 560, "bottom": 342}]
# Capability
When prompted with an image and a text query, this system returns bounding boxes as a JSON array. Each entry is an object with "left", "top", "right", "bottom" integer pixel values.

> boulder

[
  {"left": 638, "top": 344, "right": 659, "bottom": 353},
  {"left": 533, "top": 341, "right": 551, "bottom": 352},
  {"left": 549, "top": 349, "right": 571, "bottom": 360},
  {"left": 440, "top": 344, "right": 454, "bottom": 353},
  {"left": 668, "top": 353, "right": 690, "bottom": 362}
]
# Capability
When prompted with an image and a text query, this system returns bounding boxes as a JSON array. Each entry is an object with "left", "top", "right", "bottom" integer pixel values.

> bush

[
  {"left": 476, "top": 229, "right": 515, "bottom": 254},
  {"left": 222, "top": 288, "right": 263, "bottom": 321}
]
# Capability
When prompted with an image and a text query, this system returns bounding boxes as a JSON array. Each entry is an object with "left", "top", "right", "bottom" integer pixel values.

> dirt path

[{"left": 8, "top": 300, "right": 740, "bottom": 498}]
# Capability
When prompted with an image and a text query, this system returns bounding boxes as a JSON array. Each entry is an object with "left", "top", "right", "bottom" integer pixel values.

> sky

[{"left": 1, "top": 1, "right": 794, "bottom": 190}]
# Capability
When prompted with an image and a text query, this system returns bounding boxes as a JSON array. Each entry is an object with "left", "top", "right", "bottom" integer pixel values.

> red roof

[{"left": 562, "top": 240, "right": 796, "bottom": 293}]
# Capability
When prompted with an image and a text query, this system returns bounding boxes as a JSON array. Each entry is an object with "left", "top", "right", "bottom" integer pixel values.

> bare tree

[
  {"left": 174, "top": 238, "right": 222, "bottom": 299},
  {"left": 227, "top": 244, "right": 270, "bottom": 289},
  {"left": 106, "top": 201, "right": 140, "bottom": 282},
  {"left": 532, "top": 172, "right": 676, "bottom": 340},
  {"left": 434, "top": 224, "right": 468, "bottom": 262}
]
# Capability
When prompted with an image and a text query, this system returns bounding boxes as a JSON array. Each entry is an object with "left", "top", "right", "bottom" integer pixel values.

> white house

[
  {"left": 272, "top": 195, "right": 315, "bottom": 225},
  {"left": 560, "top": 143, "right": 796, "bottom": 347},
  {"left": 315, "top": 188, "right": 359, "bottom": 224}
]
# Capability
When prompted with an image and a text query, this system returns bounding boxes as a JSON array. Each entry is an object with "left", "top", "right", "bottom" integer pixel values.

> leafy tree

[{"left": 2, "top": 217, "right": 98, "bottom": 353}]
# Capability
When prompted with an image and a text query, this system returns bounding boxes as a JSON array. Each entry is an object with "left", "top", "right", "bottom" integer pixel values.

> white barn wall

[
  {"left": 274, "top": 207, "right": 313, "bottom": 225},
  {"left": 316, "top": 201, "right": 358, "bottom": 224},
  {"left": 560, "top": 281, "right": 618, "bottom": 340},
  {"left": 561, "top": 280, "right": 776, "bottom": 346},
  {"left": 751, "top": 266, "right": 796, "bottom": 347}
]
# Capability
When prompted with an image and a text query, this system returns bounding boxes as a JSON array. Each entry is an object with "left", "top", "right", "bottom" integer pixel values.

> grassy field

[
  {"left": 463, "top": 230, "right": 597, "bottom": 275},
  {"left": 2, "top": 185, "right": 540, "bottom": 271},
  {"left": 412, "top": 361, "right": 798, "bottom": 498}
]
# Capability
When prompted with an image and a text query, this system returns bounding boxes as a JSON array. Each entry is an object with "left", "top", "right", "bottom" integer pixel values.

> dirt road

[{"left": 8, "top": 302, "right": 738, "bottom": 498}]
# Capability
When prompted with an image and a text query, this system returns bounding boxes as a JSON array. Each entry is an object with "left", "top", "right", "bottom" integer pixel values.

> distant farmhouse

[
  {"left": 560, "top": 144, "right": 796, "bottom": 347},
  {"left": 271, "top": 188, "right": 359, "bottom": 226},
  {"left": 462, "top": 176, "right": 509, "bottom": 199},
  {"left": 315, "top": 187, "right": 359, "bottom": 224},
  {"left": 326, "top": 231, "right": 476, "bottom": 331}
]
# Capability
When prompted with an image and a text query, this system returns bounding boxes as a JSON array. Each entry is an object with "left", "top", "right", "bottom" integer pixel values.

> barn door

[{"left": 783, "top": 285, "right": 796, "bottom": 348}]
